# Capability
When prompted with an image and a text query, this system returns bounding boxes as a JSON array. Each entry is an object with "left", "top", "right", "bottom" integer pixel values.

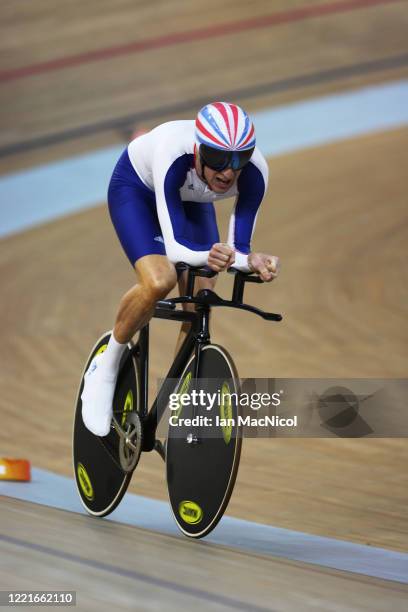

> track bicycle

[{"left": 73, "top": 264, "right": 282, "bottom": 538}]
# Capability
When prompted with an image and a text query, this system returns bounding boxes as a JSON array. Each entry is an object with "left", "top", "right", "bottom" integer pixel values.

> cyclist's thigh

[{"left": 108, "top": 182, "right": 165, "bottom": 267}]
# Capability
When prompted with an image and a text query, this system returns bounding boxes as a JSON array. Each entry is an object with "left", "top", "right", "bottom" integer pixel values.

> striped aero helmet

[{"left": 195, "top": 101, "right": 256, "bottom": 171}]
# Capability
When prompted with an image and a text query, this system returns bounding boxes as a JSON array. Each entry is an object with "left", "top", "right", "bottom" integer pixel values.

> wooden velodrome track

[{"left": 1, "top": 0, "right": 408, "bottom": 609}]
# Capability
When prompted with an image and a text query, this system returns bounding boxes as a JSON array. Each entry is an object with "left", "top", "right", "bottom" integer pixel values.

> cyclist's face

[{"left": 197, "top": 159, "right": 241, "bottom": 193}]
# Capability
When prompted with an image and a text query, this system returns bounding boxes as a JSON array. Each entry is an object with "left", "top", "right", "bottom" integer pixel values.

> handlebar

[
  {"left": 157, "top": 263, "right": 282, "bottom": 322},
  {"left": 176, "top": 262, "right": 217, "bottom": 278}
]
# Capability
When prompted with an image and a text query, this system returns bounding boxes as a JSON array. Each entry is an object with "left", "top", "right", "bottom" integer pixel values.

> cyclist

[{"left": 82, "top": 101, "right": 280, "bottom": 436}]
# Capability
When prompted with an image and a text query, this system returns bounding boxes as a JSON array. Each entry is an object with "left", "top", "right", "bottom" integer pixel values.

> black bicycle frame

[{"left": 131, "top": 265, "right": 282, "bottom": 451}]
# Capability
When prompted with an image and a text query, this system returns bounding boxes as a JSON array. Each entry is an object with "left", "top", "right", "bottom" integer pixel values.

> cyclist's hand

[
  {"left": 248, "top": 253, "right": 280, "bottom": 282},
  {"left": 208, "top": 243, "right": 235, "bottom": 272}
]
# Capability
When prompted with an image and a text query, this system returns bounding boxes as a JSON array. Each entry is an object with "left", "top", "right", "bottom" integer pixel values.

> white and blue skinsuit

[{"left": 108, "top": 120, "right": 269, "bottom": 272}]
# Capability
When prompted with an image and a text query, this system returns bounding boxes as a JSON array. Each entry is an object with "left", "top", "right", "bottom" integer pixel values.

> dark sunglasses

[{"left": 199, "top": 144, "right": 254, "bottom": 171}]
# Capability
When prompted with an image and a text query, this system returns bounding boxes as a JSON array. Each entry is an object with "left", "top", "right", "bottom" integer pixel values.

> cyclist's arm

[
  {"left": 227, "top": 154, "right": 268, "bottom": 272},
  {"left": 153, "top": 151, "right": 211, "bottom": 266}
]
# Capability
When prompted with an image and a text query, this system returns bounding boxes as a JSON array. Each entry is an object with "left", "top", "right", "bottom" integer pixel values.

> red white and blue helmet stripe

[{"left": 195, "top": 101, "right": 256, "bottom": 151}]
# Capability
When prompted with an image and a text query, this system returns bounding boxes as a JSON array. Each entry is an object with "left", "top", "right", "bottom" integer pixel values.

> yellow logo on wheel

[
  {"left": 95, "top": 344, "right": 108, "bottom": 356},
  {"left": 172, "top": 372, "right": 192, "bottom": 420},
  {"left": 77, "top": 462, "right": 94, "bottom": 501},
  {"left": 179, "top": 500, "right": 203, "bottom": 525},
  {"left": 121, "top": 389, "right": 133, "bottom": 427},
  {"left": 220, "top": 381, "right": 233, "bottom": 444}
]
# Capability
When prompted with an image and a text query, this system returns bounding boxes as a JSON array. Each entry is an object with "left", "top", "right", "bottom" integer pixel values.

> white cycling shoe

[{"left": 81, "top": 353, "right": 117, "bottom": 437}]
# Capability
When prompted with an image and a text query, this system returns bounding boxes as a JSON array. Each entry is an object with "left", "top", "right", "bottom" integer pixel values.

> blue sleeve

[
  {"left": 163, "top": 155, "right": 214, "bottom": 250},
  {"left": 233, "top": 162, "right": 266, "bottom": 253},
  {"left": 153, "top": 152, "right": 211, "bottom": 266}
]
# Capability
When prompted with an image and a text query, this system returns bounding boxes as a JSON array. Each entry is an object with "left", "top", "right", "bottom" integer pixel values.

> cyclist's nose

[{"left": 220, "top": 168, "right": 235, "bottom": 179}]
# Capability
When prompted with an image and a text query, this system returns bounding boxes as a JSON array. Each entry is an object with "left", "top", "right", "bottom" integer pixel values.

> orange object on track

[{"left": 0, "top": 458, "right": 31, "bottom": 481}]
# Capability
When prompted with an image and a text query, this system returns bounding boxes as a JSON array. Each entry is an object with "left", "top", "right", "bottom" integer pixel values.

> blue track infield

[{"left": 0, "top": 80, "right": 407, "bottom": 239}]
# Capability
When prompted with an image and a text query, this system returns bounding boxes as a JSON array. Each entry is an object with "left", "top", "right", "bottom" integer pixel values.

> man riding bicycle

[{"left": 81, "top": 101, "right": 280, "bottom": 437}]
